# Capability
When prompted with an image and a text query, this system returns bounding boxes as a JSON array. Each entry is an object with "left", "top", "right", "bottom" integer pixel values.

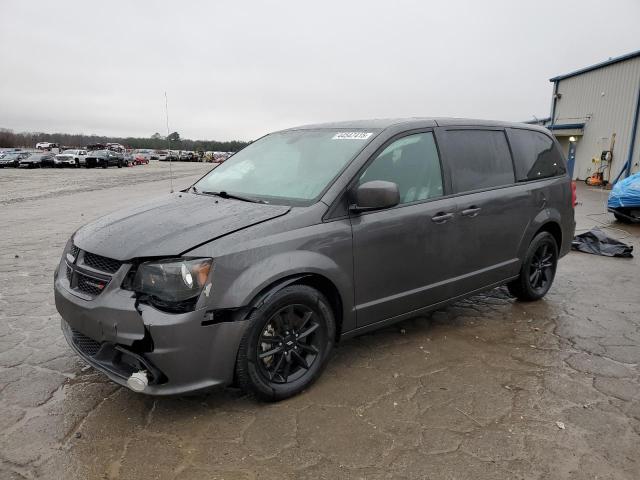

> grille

[
  {"left": 71, "top": 328, "right": 101, "bottom": 357},
  {"left": 76, "top": 272, "right": 107, "bottom": 297},
  {"left": 65, "top": 265, "right": 72, "bottom": 280},
  {"left": 83, "top": 252, "right": 122, "bottom": 273},
  {"left": 70, "top": 244, "right": 80, "bottom": 260}
]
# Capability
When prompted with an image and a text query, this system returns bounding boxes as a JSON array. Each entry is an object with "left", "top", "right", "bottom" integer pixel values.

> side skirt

[{"left": 340, "top": 276, "right": 519, "bottom": 341}]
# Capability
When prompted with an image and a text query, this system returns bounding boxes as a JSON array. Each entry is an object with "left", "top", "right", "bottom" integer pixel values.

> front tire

[
  {"left": 508, "top": 232, "right": 558, "bottom": 301},
  {"left": 235, "top": 285, "right": 335, "bottom": 401}
]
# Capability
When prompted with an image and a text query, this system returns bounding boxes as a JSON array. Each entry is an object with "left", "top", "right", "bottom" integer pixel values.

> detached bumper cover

[{"left": 55, "top": 269, "right": 250, "bottom": 395}]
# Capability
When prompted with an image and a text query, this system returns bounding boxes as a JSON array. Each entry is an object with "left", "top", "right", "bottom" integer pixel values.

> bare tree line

[{"left": 0, "top": 128, "right": 249, "bottom": 152}]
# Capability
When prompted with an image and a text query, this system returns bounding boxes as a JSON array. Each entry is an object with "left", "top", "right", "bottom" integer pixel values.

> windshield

[
  {"left": 193, "top": 129, "right": 376, "bottom": 204},
  {"left": 61, "top": 149, "right": 77, "bottom": 154}
]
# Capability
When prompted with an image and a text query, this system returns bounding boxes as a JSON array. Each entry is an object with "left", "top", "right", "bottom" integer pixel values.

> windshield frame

[{"left": 190, "top": 128, "right": 381, "bottom": 207}]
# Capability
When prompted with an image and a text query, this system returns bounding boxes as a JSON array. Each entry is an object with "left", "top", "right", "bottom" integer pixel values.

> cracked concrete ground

[{"left": 1, "top": 163, "right": 638, "bottom": 479}]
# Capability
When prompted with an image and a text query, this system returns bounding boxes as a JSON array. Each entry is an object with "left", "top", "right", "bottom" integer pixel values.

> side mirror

[{"left": 350, "top": 180, "right": 400, "bottom": 213}]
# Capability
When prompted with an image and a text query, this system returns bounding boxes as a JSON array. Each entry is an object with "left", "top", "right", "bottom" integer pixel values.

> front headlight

[{"left": 133, "top": 258, "right": 213, "bottom": 305}]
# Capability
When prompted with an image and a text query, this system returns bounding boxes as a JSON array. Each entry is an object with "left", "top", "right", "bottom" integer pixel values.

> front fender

[{"left": 216, "top": 250, "right": 353, "bottom": 317}]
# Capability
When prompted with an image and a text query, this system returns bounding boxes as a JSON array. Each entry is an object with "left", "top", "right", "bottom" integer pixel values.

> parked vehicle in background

[
  {"left": 41, "top": 154, "right": 57, "bottom": 167},
  {"left": 54, "top": 118, "right": 575, "bottom": 401},
  {"left": 132, "top": 150, "right": 152, "bottom": 163},
  {"left": 88, "top": 143, "right": 126, "bottom": 153},
  {"left": 156, "top": 150, "right": 169, "bottom": 161},
  {"left": 123, "top": 152, "right": 135, "bottom": 167},
  {"left": 106, "top": 143, "right": 126, "bottom": 153},
  {"left": 85, "top": 150, "right": 124, "bottom": 168},
  {"left": 0, "top": 151, "right": 30, "bottom": 168},
  {"left": 133, "top": 152, "right": 150, "bottom": 165},
  {"left": 179, "top": 151, "right": 196, "bottom": 162},
  {"left": 19, "top": 152, "right": 55, "bottom": 168},
  {"left": 55, "top": 149, "right": 87, "bottom": 167},
  {"left": 35, "top": 142, "right": 60, "bottom": 154}
]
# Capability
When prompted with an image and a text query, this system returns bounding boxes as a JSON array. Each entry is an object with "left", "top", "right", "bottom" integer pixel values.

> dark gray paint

[
  {"left": 55, "top": 117, "right": 575, "bottom": 395},
  {"left": 73, "top": 193, "right": 290, "bottom": 260}
]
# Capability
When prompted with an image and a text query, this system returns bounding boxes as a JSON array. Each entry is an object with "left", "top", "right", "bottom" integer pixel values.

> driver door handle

[
  {"left": 431, "top": 212, "right": 454, "bottom": 223},
  {"left": 461, "top": 206, "right": 481, "bottom": 217}
]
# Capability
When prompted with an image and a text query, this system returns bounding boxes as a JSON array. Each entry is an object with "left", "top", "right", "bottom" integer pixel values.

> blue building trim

[{"left": 549, "top": 49, "right": 640, "bottom": 82}]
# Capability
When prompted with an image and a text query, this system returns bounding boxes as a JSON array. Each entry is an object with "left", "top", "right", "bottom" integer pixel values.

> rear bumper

[{"left": 55, "top": 270, "right": 250, "bottom": 395}]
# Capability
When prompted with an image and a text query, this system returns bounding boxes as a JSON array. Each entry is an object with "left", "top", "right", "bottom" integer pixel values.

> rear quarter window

[
  {"left": 508, "top": 129, "right": 566, "bottom": 181},
  {"left": 441, "top": 129, "right": 514, "bottom": 193}
]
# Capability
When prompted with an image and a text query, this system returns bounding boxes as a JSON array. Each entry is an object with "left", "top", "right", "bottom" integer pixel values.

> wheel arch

[
  {"left": 518, "top": 209, "right": 563, "bottom": 261},
  {"left": 534, "top": 221, "right": 562, "bottom": 250},
  {"left": 245, "top": 273, "right": 345, "bottom": 343}
]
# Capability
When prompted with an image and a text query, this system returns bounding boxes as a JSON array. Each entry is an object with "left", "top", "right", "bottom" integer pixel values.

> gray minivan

[{"left": 54, "top": 118, "right": 575, "bottom": 400}]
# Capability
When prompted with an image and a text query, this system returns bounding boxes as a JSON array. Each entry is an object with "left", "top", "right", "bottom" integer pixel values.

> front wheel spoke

[
  {"left": 291, "top": 350, "right": 309, "bottom": 369},
  {"left": 282, "top": 358, "right": 292, "bottom": 381},
  {"left": 298, "top": 311, "right": 314, "bottom": 332},
  {"left": 270, "top": 353, "right": 285, "bottom": 379},
  {"left": 298, "top": 322, "right": 319, "bottom": 339},
  {"left": 541, "top": 254, "right": 553, "bottom": 264},
  {"left": 297, "top": 343, "right": 319, "bottom": 355},
  {"left": 259, "top": 346, "right": 283, "bottom": 359}
]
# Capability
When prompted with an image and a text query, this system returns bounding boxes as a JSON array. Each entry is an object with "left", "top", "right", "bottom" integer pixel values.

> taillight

[{"left": 571, "top": 181, "right": 577, "bottom": 207}]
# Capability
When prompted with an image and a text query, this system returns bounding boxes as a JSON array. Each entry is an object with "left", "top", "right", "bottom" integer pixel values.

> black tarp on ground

[{"left": 572, "top": 228, "right": 633, "bottom": 258}]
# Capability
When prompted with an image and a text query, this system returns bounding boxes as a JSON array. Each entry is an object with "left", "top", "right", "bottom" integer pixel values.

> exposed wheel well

[
  {"left": 290, "top": 275, "right": 343, "bottom": 343},
  {"left": 535, "top": 222, "right": 562, "bottom": 249},
  {"left": 252, "top": 274, "right": 344, "bottom": 343}
]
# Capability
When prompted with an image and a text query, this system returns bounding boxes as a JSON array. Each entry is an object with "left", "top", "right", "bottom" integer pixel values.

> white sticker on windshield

[{"left": 332, "top": 132, "right": 373, "bottom": 140}]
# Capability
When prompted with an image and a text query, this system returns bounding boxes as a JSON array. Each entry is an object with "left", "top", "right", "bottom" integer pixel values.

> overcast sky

[{"left": 1, "top": 0, "right": 638, "bottom": 141}]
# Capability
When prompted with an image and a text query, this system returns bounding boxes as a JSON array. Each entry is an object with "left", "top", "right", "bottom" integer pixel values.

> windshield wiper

[{"left": 199, "top": 189, "right": 267, "bottom": 204}]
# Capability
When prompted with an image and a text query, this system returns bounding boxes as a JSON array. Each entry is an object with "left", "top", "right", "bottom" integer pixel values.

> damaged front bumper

[{"left": 54, "top": 261, "right": 250, "bottom": 395}]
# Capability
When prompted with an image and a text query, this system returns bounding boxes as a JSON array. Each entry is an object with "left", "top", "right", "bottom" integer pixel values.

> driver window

[{"left": 359, "top": 132, "right": 443, "bottom": 204}]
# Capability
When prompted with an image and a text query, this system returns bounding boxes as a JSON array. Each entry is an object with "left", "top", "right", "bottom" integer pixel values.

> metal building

[{"left": 546, "top": 49, "right": 640, "bottom": 182}]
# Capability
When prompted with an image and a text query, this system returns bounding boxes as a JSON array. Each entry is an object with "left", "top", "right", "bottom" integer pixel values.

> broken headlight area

[{"left": 130, "top": 258, "right": 213, "bottom": 313}]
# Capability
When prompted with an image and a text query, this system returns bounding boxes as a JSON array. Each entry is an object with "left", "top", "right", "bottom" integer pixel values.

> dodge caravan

[{"left": 54, "top": 118, "right": 575, "bottom": 401}]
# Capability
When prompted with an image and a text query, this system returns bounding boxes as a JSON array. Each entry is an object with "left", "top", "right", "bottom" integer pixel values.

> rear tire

[
  {"left": 508, "top": 232, "right": 558, "bottom": 301},
  {"left": 235, "top": 285, "right": 335, "bottom": 402}
]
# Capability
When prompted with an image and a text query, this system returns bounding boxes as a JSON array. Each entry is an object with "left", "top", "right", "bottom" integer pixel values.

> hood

[{"left": 73, "top": 193, "right": 291, "bottom": 260}]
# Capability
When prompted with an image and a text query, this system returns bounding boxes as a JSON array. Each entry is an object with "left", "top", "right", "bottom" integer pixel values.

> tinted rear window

[
  {"left": 509, "top": 129, "right": 566, "bottom": 181},
  {"left": 443, "top": 130, "right": 514, "bottom": 193}
]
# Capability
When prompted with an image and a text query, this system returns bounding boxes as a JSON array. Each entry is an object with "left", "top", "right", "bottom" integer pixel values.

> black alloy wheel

[
  {"left": 528, "top": 242, "right": 555, "bottom": 294},
  {"left": 257, "top": 304, "right": 323, "bottom": 384},
  {"left": 235, "top": 284, "right": 335, "bottom": 401},
  {"left": 508, "top": 232, "right": 558, "bottom": 301}
]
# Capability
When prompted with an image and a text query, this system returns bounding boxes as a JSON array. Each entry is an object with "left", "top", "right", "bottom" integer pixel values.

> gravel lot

[{"left": 1, "top": 163, "right": 639, "bottom": 479}]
